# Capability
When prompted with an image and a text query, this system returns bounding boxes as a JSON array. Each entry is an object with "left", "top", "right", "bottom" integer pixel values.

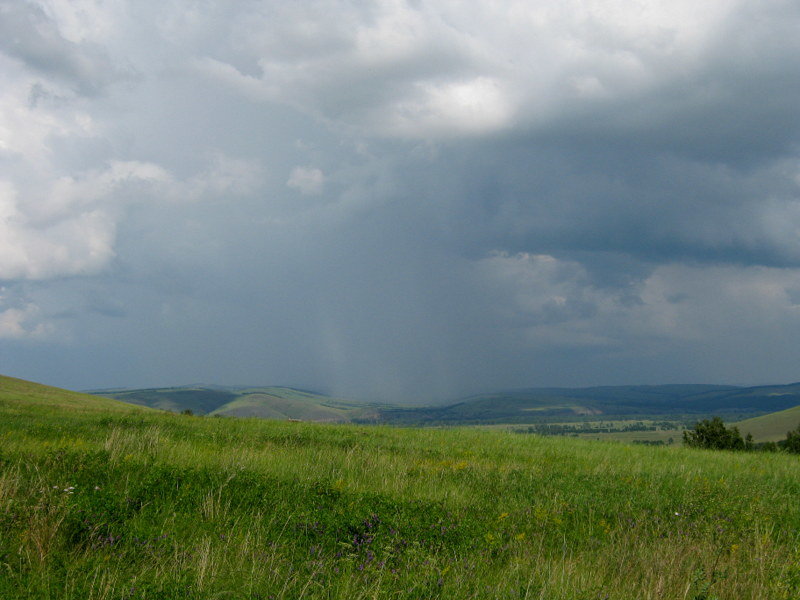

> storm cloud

[{"left": 2, "top": 0, "right": 800, "bottom": 401}]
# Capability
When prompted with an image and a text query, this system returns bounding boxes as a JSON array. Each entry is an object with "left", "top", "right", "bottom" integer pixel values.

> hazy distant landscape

[{"left": 89, "top": 380, "right": 800, "bottom": 444}]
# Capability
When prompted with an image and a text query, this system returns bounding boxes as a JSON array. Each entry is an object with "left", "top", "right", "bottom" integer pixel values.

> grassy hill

[
  {"left": 3, "top": 375, "right": 800, "bottom": 598},
  {"left": 208, "top": 388, "right": 376, "bottom": 421},
  {"left": 92, "top": 386, "right": 238, "bottom": 413},
  {"left": 93, "top": 385, "right": 381, "bottom": 422},
  {"left": 0, "top": 374, "right": 151, "bottom": 413},
  {"left": 734, "top": 404, "right": 800, "bottom": 442}
]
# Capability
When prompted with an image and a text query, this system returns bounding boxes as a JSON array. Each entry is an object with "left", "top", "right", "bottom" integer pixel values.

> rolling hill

[
  {"left": 92, "top": 385, "right": 382, "bottom": 422},
  {"left": 376, "top": 383, "right": 800, "bottom": 425},
  {"left": 86, "top": 380, "right": 800, "bottom": 426},
  {"left": 89, "top": 386, "right": 240, "bottom": 414}
]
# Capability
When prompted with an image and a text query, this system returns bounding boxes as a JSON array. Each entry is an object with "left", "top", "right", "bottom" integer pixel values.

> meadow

[{"left": 2, "top": 379, "right": 800, "bottom": 599}]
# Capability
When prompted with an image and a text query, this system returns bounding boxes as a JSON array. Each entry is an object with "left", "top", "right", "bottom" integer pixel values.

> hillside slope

[
  {"left": 734, "top": 404, "right": 800, "bottom": 442},
  {"left": 0, "top": 374, "right": 150, "bottom": 413},
  {"left": 209, "top": 388, "right": 370, "bottom": 421},
  {"left": 93, "top": 386, "right": 239, "bottom": 414}
]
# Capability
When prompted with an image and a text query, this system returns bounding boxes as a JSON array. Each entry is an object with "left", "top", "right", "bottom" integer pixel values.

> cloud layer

[{"left": 2, "top": 0, "right": 800, "bottom": 399}]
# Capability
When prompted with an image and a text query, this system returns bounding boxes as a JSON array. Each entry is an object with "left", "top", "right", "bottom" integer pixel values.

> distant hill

[
  {"left": 87, "top": 380, "right": 800, "bottom": 426},
  {"left": 92, "top": 385, "right": 382, "bottom": 422},
  {"left": 91, "top": 387, "right": 240, "bottom": 414},
  {"left": 376, "top": 383, "right": 800, "bottom": 425},
  {"left": 0, "top": 374, "right": 150, "bottom": 413},
  {"left": 734, "top": 404, "right": 800, "bottom": 442}
]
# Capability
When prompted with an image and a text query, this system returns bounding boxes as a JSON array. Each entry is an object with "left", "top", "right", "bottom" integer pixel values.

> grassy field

[
  {"left": 572, "top": 429, "right": 680, "bottom": 444},
  {"left": 2, "top": 378, "right": 800, "bottom": 598},
  {"left": 502, "top": 410, "right": 800, "bottom": 445},
  {"left": 501, "top": 420, "right": 686, "bottom": 446}
]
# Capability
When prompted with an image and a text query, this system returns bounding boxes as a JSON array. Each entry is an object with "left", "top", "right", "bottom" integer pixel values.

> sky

[{"left": 2, "top": 0, "right": 800, "bottom": 402}]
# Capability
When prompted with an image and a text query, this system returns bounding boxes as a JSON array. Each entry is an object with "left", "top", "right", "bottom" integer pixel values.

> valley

[{"left": 89, "top": 380, "right": 800, "bottom": 443}]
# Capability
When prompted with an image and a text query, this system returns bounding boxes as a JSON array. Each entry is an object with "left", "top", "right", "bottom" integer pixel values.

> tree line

[{"left": 683, "top": 416, "right": 800, "bottom": 452}]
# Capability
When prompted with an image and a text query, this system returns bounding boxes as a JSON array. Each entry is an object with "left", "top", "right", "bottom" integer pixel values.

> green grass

[
  {"left": 494, "top": 420, "right": 685, "bottom": 445},
  {"left": 571, "top": 429, "right": 681, "bottom": 444},
  {"left": 2, "top": 376, "right": 800, "bottom": 599},
  {"left": 733, "top": 405, "right": 800, "bottom": 442},
  {"left": 0, "top": 375, "right": 153, "bottom": 413}
]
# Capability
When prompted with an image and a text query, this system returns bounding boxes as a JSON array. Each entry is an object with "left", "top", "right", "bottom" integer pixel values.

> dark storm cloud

[
  {"left": 3, "top": 1, "right": 800, "bottom": 399},
  {"left": 404, "top": 140, "right": 800, "bottom": 269}
]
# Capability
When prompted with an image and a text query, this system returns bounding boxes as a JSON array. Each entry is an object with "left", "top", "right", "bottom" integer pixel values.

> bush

[
  {"left": 779, "top": 423, "right": 800, "bottom": 454},
  {"left": 683, "top": 417, "right": 753, "bottom": 451},
  {"left": 758, "top": 441, "right": 779, "bottom": 453}
]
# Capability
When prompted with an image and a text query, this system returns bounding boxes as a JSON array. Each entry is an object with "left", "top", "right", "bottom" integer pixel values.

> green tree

[
  {"left": 683, "top": 417, "right": 752, "bottom": 451},
  {"left": 780, "top": 423, "right": 800, "bottom": 454}
]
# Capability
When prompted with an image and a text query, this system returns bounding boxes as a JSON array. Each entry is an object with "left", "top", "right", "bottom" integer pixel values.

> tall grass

[{"left": 1, "top": 398, "right": 799, "bottom": 599}]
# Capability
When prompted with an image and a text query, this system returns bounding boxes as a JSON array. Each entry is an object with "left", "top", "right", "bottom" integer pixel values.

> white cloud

[
  {"left": 475, "top": 252, "right": 800, "bottom": 357},
  {"left": 191, "top": 0, "right": 744, "bottom": 139},
  {"left": 478, "top": 252, "right": 598, "bottom": 322},
  {"left": 632, "top": 264, "right": 800, "bottom": 340},
  {"left": 0, "top": 152, "right": 267, "bottom": 282},
  {"left": 0, "top": 56, "right": 94, "bottom": 165},
  {"left": 475, "top": 251, "right": 627, "bottom": 349},
  {"left": 382, "top": 76, "right": 512, "bottom": 138},
  {"left": 0, "top": 179, "right": 115, "bottom": 280},
  {"left": 0, "top": 161, "right": 169, "bottom": 280},
  {"left": 287, "top": 166, "right": 325, "bottom": 195},
  {"left": 0, "top": 293, "right": 50, "bottom": 339},
  {"left": 39, "top": 0, "right": 123, "bottom": 45}
]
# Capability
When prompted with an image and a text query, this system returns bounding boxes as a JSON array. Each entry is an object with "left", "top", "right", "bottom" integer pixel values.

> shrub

[
  {"left": 779, "top": 423, "right": 800, "bottom": 454},
  {"left": 682, "top": 417, "right": 753, "bottom": 451}
]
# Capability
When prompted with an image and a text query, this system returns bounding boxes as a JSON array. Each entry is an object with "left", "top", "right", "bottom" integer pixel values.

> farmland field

[{"left": 2, "top": 376, "right": 800, "bottom": 599}]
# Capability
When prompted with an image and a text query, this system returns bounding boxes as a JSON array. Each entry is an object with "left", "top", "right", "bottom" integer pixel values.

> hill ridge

[{"left": 71, "top": 378, "right": 800, "bottom": 426}]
